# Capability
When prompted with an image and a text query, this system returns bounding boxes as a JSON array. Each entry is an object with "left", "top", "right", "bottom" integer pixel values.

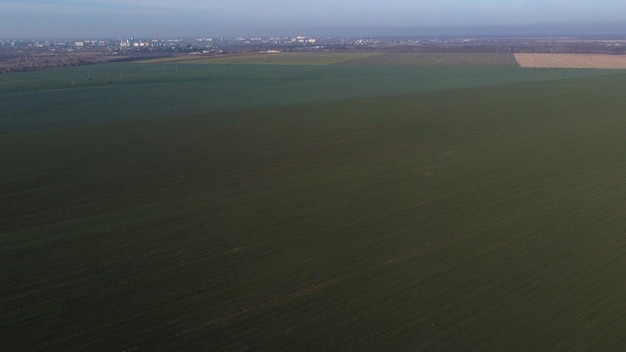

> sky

[{"left": 2, "top": 0, "right": 626, "bottom": 39}]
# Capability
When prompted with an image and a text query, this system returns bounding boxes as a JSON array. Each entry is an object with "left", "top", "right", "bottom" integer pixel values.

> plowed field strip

[{"left": 515, "top": 53, "right": 626, "bottom": 69}]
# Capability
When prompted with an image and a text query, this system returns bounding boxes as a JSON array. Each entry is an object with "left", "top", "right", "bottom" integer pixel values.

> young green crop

[
  {"left": 0, "top": 58, "right": 615, "bottom": 133},
  {"left": 3, "top": 58, "right": 626, "bottom": 351}
]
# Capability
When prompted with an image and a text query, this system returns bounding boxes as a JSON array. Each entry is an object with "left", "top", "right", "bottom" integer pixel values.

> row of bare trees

[{"left": 0, "top": 52, "right": 114, "bottom": 73}]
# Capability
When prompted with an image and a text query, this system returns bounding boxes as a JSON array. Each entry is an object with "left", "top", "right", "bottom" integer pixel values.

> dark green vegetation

[{"left": 3, "top": 53, "right": 626, "bottom": 351}]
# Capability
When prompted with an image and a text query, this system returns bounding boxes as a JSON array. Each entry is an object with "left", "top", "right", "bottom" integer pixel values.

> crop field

[
  {"left": 515, "top": 53, "right": 626, "bottom": 68},
  {"left": 3, "top": 54, "right": 626, "bottom": 351},
  {"left": 0, "top": 56, "right": 611, "bottom": 133},
  {"left": 341, "top": 52, "right": 520, "bottom": 67},
  {"left": 156, "top": 52, "right": 520, "bottom": 67},
  {"left": 177, "top": 52, "right": 384, "bottom": 65}
]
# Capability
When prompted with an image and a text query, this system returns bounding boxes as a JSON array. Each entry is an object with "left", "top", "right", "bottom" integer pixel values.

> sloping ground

[
  {"left": 4, "top": 73, "right": 626, "bottom": 351},
  {"left": 515, "top": 53, "right": 626, "bottom": 69}
]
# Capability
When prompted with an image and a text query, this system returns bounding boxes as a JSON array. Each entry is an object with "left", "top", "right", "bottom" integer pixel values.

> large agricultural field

[
  {"left": 172, "top": 52, "right": 520, "bottom": 67},
  {"left": 3, "top": 52, "right": 626, "bottom": 351}
]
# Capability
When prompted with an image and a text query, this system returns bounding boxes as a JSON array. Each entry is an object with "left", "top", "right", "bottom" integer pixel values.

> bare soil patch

[{"left": 515, "top": 53, "right": 626, "bottom": 69}]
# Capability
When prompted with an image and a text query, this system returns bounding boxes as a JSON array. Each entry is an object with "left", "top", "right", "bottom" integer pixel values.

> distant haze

[{"left": 2, "top": 0, "right": 626, "bottom": 39}]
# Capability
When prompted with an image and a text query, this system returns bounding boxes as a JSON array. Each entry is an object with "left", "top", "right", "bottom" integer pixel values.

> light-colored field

[{"left": 515, "top": 53, "right": 626, "bottom": 69}]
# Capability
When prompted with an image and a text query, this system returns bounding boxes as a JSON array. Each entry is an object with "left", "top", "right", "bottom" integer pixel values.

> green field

[
  {"left": 0, "top": 56, "right": 613, "bottom": 133},
  {"left": 148, "top": 52, "right": 519, "bottom": 67},
  {"left": 179, "top": 52, "right": 384, "bottom": 65},
  {"left": 3, "top": 53, "right": 626, "bottom": 351},
  {"left": 340, "top": 52, "right": 521, "bottom": 67}
]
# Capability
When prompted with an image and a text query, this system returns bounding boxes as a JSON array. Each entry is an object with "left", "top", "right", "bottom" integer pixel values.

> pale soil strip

[{"left": 515, "top": 53, "right": 626, "bottom": 69}]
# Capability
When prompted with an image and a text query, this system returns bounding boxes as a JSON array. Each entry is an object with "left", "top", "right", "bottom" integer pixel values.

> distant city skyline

[{"left": 3, "top": 0, "right": 626, "bottom": 39}]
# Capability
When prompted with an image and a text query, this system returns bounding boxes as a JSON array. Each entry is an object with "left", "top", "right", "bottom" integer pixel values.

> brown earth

[{"left": 515, "top": 53, "right": 626, "bottom": 69}]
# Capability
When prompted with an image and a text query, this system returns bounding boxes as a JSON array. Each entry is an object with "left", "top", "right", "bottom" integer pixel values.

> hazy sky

[{"left": 2, "top": 0, "right": 626, "bottom": 39}]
